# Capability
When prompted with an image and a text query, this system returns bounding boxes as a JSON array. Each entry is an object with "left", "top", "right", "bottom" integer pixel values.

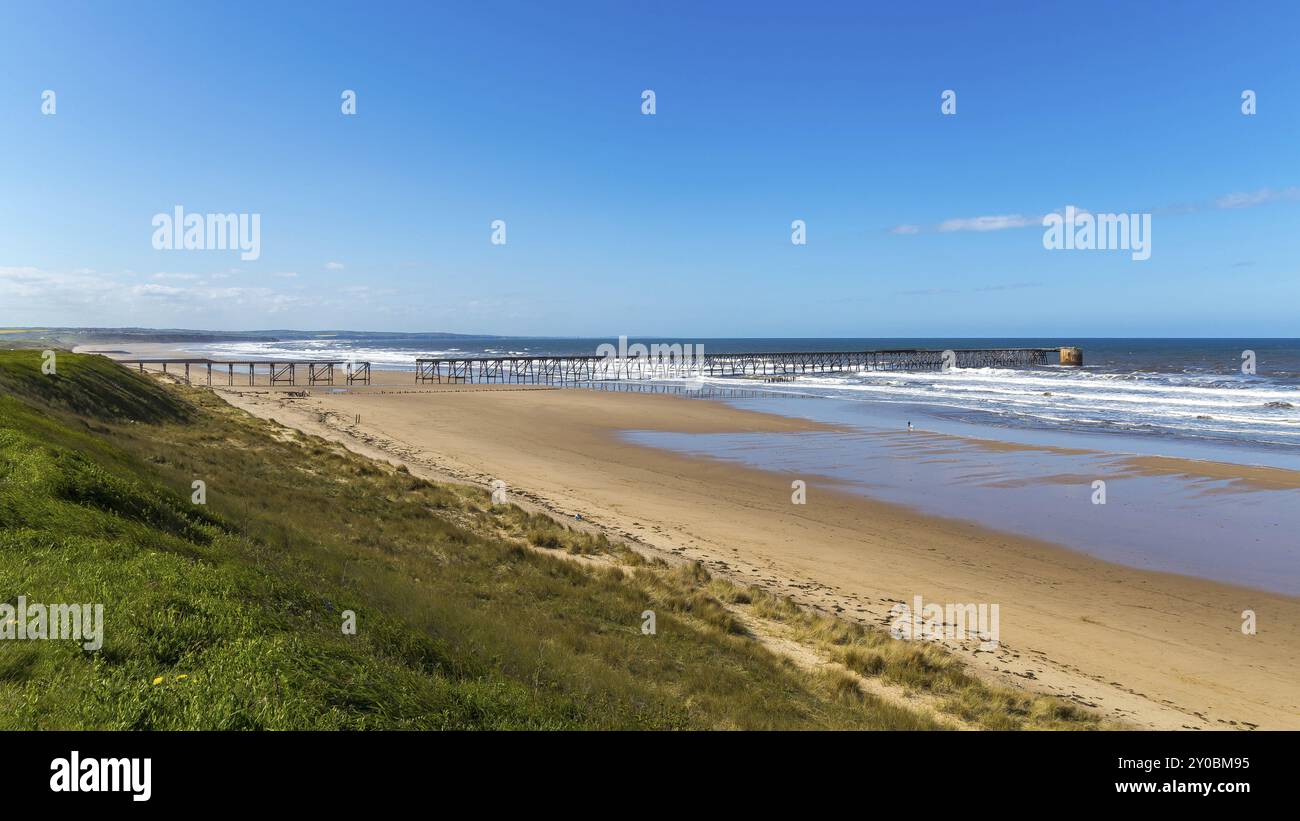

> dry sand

[{"left": 195, "top": 371, "right": 1300, "bottom": 731}]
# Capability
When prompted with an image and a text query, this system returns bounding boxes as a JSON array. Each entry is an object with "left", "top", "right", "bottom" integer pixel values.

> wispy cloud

[
  {"left": 973, "top": 281, "right": 1043, "bottom": 292},
  {"left": 894, "top": 287, "right": 957, "bottom": 296},
  {"left": 894, "top": 281, "right": 1043, "bottom": 297},
  {"left": 891, "top": 211, "right": 1059, "bottom": 235},
  {"left": 134, "top": 283, "right": 186, "bottom": 297},
  {"left": 891, "top": 185, "right": 1298, "bottom": 235},
  {"left": 1215, "top": 187, "right": 1300, "bottom": 209},
  {"left": 0, "top": 265, "right": 323, "bottom": 320},
  {"left": 325, "top": 261, "right": 345, "bottom": 270},
  {"left": 936, "top": 214, "right": 1038, "bottom": 233},
  {"left": 1, "top": 265, "right": 117, "bottom": 301}
]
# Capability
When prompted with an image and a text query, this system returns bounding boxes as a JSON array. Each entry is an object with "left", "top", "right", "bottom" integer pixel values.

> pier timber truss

[
  {"left": 115, "top": 359, "right": 372, "bottom": 386},
  {"left": 414, "top": 348, "right": 1063, "bottom": 385}
]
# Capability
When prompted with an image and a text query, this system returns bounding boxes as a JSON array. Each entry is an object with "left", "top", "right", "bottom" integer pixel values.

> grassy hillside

[{"left": 0, "top": 350, "right": 1101, "bottom": 729}]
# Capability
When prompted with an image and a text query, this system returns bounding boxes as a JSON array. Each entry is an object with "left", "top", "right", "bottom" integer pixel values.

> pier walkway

[
  {"left": 414, "top": 347, "right": 1075, "bottom": 385},
  {"left": 115, "top": 359, "right": 372, "bottom": 386},
  {"left": 112, "top": 347, "right": 1081, "bottom": 388}
]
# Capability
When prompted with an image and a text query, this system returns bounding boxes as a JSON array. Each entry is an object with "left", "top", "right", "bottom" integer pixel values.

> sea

[{"left": 192, "top": 335, "right": 1300, "bottom": 454}]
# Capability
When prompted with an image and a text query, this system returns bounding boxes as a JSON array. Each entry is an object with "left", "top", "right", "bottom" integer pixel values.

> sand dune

[{"left": 212, "top": 377, "right": 1300, "bottom": 730}]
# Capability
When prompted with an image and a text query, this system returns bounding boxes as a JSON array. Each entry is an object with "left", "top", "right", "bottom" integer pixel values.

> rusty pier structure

[
  {"left": 115, "top": 358, "right": 372, "bottom": 386},
  {"left": 414, "top": 347, "right": 1081, "bottom": 385}
]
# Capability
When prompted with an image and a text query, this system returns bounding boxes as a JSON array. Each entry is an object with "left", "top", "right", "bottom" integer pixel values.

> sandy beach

[{"left": 167, "top": 365, "right": 1300, "bottom": 732}]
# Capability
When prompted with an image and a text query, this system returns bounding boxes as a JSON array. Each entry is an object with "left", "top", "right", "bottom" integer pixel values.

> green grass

[
  {"left": 0, "top": 350, "right": 948, "bottom": 729},
  {"left": 0, "top": 350, "right": 1106, "bottom": 730}
]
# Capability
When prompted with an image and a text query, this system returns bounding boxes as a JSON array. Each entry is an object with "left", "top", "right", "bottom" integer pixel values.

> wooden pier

[
  {"left": 116, "top": 358, "right": 372, "bottom": 387},
  {"left": 113, "top": 346, "right": 1080, "bottom": 388},
  {"left": 414, "top": 347, "right": 1072, "bottom": 385}
]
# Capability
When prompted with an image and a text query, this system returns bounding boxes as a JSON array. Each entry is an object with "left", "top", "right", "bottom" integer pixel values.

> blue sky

[{"left": 1, "top": 0, "right": 1297, "bottom": 337}]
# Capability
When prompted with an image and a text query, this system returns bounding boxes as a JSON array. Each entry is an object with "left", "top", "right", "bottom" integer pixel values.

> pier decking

[
  {"left": 414, "top": 347, "right": 1070, "bottom": 385},
  {"left": 113, "top": 347, "right": 1079, "bottom": 388},
  {"left": 116, "top": 359, "right": 372, "bottom": 386}
]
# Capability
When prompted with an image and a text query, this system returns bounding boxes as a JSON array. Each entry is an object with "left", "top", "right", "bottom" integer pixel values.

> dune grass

[
  {"left": 731, "top": 584, "right": 1105, "bottom": 729},
  {"left": 0, "top": 350, "right": 946, "bottom": 729},
  {"left": 0, "top": 350, "right": 1104, "bottom": 730}
]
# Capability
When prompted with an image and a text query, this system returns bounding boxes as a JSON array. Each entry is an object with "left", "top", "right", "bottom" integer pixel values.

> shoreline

[
  {"left": 202, "top": 374, "right": 1300, "bottom": 730},
  {"left": 80, "top": 342, "right": 1300, "bottom": 480}
]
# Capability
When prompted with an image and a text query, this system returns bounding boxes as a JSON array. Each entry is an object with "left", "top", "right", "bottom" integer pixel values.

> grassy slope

[{"left": 0, "top": 351, "right": 1101, "bottom": 730}]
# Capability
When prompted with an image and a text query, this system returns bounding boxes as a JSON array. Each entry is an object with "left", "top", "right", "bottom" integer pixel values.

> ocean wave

[
  {"left": 192, "top": 340, "right": 463, "bottom": 368},
  {"left": 665, "top": 365, "right": 1300, "bottom": 448}
]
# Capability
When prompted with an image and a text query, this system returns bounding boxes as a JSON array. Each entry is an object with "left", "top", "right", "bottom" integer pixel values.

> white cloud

[
  {"left": 325, "top": 261, "right": 345, "bottom": 270},
  {"left": 0, "top": 265, "right": 45, "bottom": 279},
  {"left": 134, "top": 283, "right": 185, "bottom": 297},
  {"left": 0, "top": 266, "right": 116, "bottom": 301},
  {"left": 973, "top": 281, "right": 1043, "bottom": 292},
  {"left": 1215, "top": 187, "right": 1300, "bottom": 209},
  {"left": 896, "top": 184, "right": 1298, "bottom": 236},
  {"left": 937, "top": 214, "right": 1038, "bottom": 233},
  {"left": 0, "top": 265, "right": 323, "bottom": 323}
]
